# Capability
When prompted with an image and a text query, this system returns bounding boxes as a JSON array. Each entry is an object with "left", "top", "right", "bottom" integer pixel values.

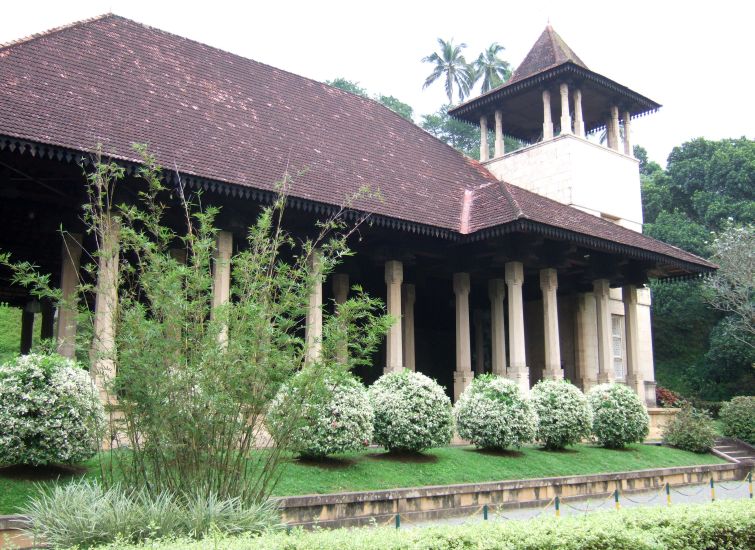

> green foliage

[
  {"left": 0, "top": 303, "right": 20, "bottom": 363},
  {"left": 662, "top": 406, "right": 717, "bottom": 453},
  {"left": 325, "top": 77, "right": 368, "bottom": 97},
  {"left": 644, "top": 210, "right": 711, "bottom": 257},
  {"left": 472, "top": 42, "right": 511, "bottom": 93},
  {"left": 588, "top": 384, "right": 649, "bottom": 448},
  {"left": 454, "top": 375, "right": 537, "bottom": 450},
  {"left": 22, "top": 479, "right": 280, "bottom": 549},
  {"left": 326, "top": 79, "right": 414, "bottom": 121},
  {"left": 719, "top": 396, "right": 755, "bottom": 443},
  {"left": 369, "top": 370, "right": 453, "bottom": 453},
  {"left": 95, "top": 500, "right": 755, "bottom": 550},
  {"left": 421, "top": 38, "right": 474, "bottom": 104},
  {"left": 0, "top": 352, "right": 105, "bottom": 466},
  {"left": 531, "top": 379, "right": 592, "bottom": 450}
]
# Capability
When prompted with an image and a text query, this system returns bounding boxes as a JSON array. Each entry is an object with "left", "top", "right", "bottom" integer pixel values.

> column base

[
  {"left": 507, "top": 366, "right": 530, "bottom": 396},
  {"left": 644, "top": 380, "right": 658, "bottom": 407},
  {"left": 597, "top": 373, "right": 613, "bottom": 385},
  {"left": 453, "top": 370, "right": 475, "bottom": 402},
  {"left": 384, "top": 365, "right": 404, "bottom": 375},
  {"left": 626, "top": 375, "right": 645, "bottom": 401},
  {"left": 580, "top": 377, "right": 598, "bottom": 394},
  {"left": 542, "top": 368, "right": 564, "bottom": 381}
]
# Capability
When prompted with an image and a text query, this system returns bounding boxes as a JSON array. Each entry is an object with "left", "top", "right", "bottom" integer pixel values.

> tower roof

[{"left": 509, "top": 25, "right": 588, "bottom": 84}]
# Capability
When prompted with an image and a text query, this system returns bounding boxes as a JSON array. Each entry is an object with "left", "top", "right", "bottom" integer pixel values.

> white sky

[{"left": 1, "top": 0, "right": 753, "bottom": 165}]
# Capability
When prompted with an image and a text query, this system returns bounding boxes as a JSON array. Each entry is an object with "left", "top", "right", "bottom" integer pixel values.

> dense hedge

[
  {"left": 719, "top": 396, "right": 755, "bottom": 444},
  {"left": 98, "top": 500, "right": 754, "bottom": 549}
]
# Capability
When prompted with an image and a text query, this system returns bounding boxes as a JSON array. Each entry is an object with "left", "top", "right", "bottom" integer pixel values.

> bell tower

[{"left": 449, "top": 25, "right": 661, "bottom": 233}]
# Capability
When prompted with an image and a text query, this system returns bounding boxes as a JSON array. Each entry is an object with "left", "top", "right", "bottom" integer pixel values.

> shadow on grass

[
  {"left": 369, "top": 452, "right": 439, "bottom": 464},
  {"left": 535, "top": 447, "right": 580, "bottom": 454},
  {"left": 0, "top": 463, "right": 87, "bottom": 482},
  {"left": 294, "top": 456, "right": 359, "bottom": 470},
  {"left": 466, "top": 448, "right": 525, "bottom": 459}
]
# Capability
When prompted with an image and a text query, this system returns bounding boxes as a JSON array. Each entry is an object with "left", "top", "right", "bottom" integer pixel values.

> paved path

[{"left": 405, "top": 480, "right": 753, "bottom": 527}]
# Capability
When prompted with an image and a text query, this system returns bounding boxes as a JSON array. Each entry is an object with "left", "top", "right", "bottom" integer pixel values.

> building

[{"left": 0, "top": 15, "right": 714, "bottom": 409}]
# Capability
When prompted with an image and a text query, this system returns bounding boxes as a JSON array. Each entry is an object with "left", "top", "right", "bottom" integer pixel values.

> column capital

[
  {"left": 384, "top": 260, "right": 403, "bottom": 285},
  {"left": 539, "top": 268, "right": 558, "bottom": 291},
  {"left": 593, "top": 278, "right": 610, "bottom": 296},
  {"left": 453, "top": 272, "right": 471, "bottom": 295},
  {"left": 505, "top": 261, "right": 524, "bottom": 285},
  {"left": 488, "top": 278, "right": 506, "bottom": 301},
  {"left": 622, "top": 284, "right": 638, "bottom": 305}
]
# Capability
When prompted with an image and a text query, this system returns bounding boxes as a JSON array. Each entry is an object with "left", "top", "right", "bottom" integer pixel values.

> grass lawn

[{"left": 0, "top": 444, "right": 725, "bottom": 514}]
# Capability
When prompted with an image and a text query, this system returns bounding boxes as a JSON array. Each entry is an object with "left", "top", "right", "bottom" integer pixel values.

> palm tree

[
  {"left": 421, "top": 38, "right": 474, "bottom": 104},
  {"left": 474, "top": 43, "right": 511, "bottom": 93}
]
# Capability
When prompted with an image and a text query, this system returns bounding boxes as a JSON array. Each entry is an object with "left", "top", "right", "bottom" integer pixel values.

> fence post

[
  {"left": 395, "top": 513, "right": 400, "bottom": 529},
  {"left": 749, "top": 472, "right": 753, "bottom": 499},
  {"left": 483, "top": 504, "right": 488, "bottom": 520},
  {"left": 555, "top": 496, "right": 560, "bottom": 517},
  {"left": 710, "top": 478, "right": 715, "bottom": 502},
  {"left": 666, "top": 482, "right": 671, "bottom": 506},
  {"left": 614, "top": 488, "right": 620, "bottom": 511}
]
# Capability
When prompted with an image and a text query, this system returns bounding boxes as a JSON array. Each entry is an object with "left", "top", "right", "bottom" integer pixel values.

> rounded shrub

[
  {"left": 587, "top": 383, "right": 649, "bottom": 448},
  {"left": 662, "top": 405, "right": 716, "bottom": 453},
  {"left": 267, "top": 374, "right": 373, "bottom": 458},
  {"left": 0, "top": 353, "right": 105, "bottom": 466},
  {"left": 369, "top": 370, "right": 452, "bottom": 453},
  {"left": 454, "top": 375, "right": 537, "bottom": 450},
  {"left": 719, "top": 396, "right": 755, "bottom": 444},
  {"left": 531, "top": 379, "right": 592, "bottom": 450}
]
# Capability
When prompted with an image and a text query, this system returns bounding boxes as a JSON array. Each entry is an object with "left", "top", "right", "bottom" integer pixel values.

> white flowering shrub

[
  {"left": 0, "top": 353, "right": 105, "bottom": 466},
  {"left": 587, "top": 383, "right": 649, "bottom": 448},
  {"left": 369, "top": 370, "right": 452, "bottom": 452},
  {"left": 454, "top": 375, "right": 537, "bottom": 450},
  {"left": 267, "top": 374, "right": 373, "bottom": 458},
  {"left": 531, "top": 380, "right": 592, "bottom": 450}
]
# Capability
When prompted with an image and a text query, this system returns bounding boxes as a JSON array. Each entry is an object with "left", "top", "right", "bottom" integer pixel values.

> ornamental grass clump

[
  {"left": 719, "top": 396, "right": 755, "bottom": 444},
  {"left": 587, "top": 383, "right": 649, "bottom": 448},
  {"left": 662, "top": 405, "right": 716, "bottom": 453},
  {"left": 530, "top": 379, "right": 592, "bottom": 450},
  {"left": 369, "top": 370, "right": 453, "bottom": 453},
  {"left": 267, "top": 373, "right": 373, "bottom": 458},
  {"left": 0, "top": 352, "right": 105, "bottom": 466},
  {"left": 454, "top": 375, "right": 537, "bottom": 450}
]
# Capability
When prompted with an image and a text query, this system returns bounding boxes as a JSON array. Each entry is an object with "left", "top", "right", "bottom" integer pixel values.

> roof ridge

[
  {"left": 0, "top": 13, "right": 114, "bottom": 52},
  {"left": 498, "top": 181, "right": 525, "bottom": 219}
]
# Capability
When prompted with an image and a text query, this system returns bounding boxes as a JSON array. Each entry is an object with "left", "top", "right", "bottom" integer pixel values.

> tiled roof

[
  {"left": 0, "top": 15, "right": 714, "bottom": 272},
  {"left": 508, "top": 25, "right": 587, "bottom": 84}
]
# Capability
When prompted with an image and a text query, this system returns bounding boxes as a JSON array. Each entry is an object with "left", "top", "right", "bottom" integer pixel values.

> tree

[
  {"left": 326, "top": 77, "right": 368, "bottom": 97},
  {"left": 634, "top": 145, "right": 662, "bottom": 177},
  {"left": 472, "top": 43, "right": 511, "bottom": 93},
  {"left": 704, "top": 224, "right": 754, "bottom": 349},
  {"left": 421, "top": 38, "right": 474, "bottom": 104},
  {"left": 326, "top": 79, "right": 414, "bottom": 121}
]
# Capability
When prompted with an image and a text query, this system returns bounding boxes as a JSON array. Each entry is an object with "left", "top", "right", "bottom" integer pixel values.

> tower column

[
  {"left": 623, "top": 110, "right": 633, "bottom": 156},
  {"left": 332, "top": 273, "right": 349, "bottom": 365},
  {"left": 608, "top": 105, "right": 620, "bottom": 151},
  {"left": 212, "top": 231, "right": 233, "bottom": 347},
  {"left": 559, "top": 83, "right": 572, "bottom": 135},
  {"left": 57, "top": 233, "right": 83, "bottom": 359},
  {"left": 453, "top": 272, "right": 473, "bottom": 400},
  {"left": 473, "top": 310, "right": 484, "bottom": 376},
  {"left": 593, "top": 279, "right": 614, "bottom": 384},
  {"left": 623, "top": 285, "right": 644, "bottom": 400},
  {"left": 402, "top": 283, "right": 416, "bottom": 371},
  {"left": 494, "top": 109, "right": 504, "bottom": 158},
  {"left": 479, "top": 116, "right": 489, "bottom": 162},
  {"left": 540, "top": 268, "right": 563, "bottom": 379},
  {"left": 573, "top": 88, "right": 585, "bottom": 137},
  {"left": 384, "top": 260, "right": 403, "bottom": 373},
  {"left": 575, "top": 292, "right": 599, "bottom": 392},
  {"left": 488, "top": 278, "right": 507, "bottom": 377},
  {"left": 505, "top": 262, "right": 529, "bottom": 394},
  {"left": 542, "top": 89, "right": 554, "bottom": 140}
]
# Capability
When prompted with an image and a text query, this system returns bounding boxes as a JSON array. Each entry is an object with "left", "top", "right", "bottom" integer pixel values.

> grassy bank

[{"left": 0, "top": 444, "right": 725, "bottom": 515}]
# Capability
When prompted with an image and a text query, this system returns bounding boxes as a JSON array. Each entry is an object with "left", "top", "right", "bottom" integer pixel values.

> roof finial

[{"left": 547, "top": 16, "right": 551, "bottom": 28}]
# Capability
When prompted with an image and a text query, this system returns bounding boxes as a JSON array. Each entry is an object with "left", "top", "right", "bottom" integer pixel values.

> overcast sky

[{"left": 2, "top": 0, "right": 753, "bottom": 165}]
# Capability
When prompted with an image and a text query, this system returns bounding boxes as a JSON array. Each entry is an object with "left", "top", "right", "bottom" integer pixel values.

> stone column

[
  {"left": 90, "top": 218, "right": 120, "bottom": 404},
  {"left": 494, "top": 109, "right": 504, "bottom": 158},
  {"left": 623, "top": 110, "right": 633, "bottom": 156},
  {"left": 559, "top": 83, "right": 572, "bottom": 135},
  {"left": 593, "top": 279, "right": 614, "bottom": 384},
  {"left": 40, "top": 300, "right": 55, "bottom": 341},
  {"left": 332, "top": 273, "right": 350, "bottom": 365},
  {"left": 473, "top": 310, "right": 484, "bottom": 376},
  {"left": 453, "top": 272, "right": 473, "bottom": 400},
  {"left": 57, "top": 233, "right": 82, "bottom": 359},
  {"left": 609, "top": 105, "right": 620, "bottom": 151},
  {"left": 402, "top": 283, "right": 416, "bottom": 371},
  {"left": 488, "top": 278, "right": 507, "bottom": 377},
  {"left": 305, "top": 252, "right": 323, "bottom": 364},
  {"left": 505, "top": 262, "right": 529, "bottom": 393},
  {"left": 212, "top": 231, "right": 233, "bottom": 346},
  {"left": 479, "top": 116, "right": 489, "bottom": 162},
  {"left": 573, "top": 88, "right": 585, "bottom": 137},
  {"left": 20, "top": 305, "right": 35, "bottom": 355},
  {"left": 575, "top": 292, "right": 599, "bottom": 392},
  {"left": 623, "top": 285, "right": 644, "bottom": 400},
  {"left": 540, "top": 269, "right": 563, "bottom": 379},
  {"left": 384, "top": 260, "right": 403, "bottom": 373},
  {"left": 542, "top": 90, "right": 554, "bottom": 140}
]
